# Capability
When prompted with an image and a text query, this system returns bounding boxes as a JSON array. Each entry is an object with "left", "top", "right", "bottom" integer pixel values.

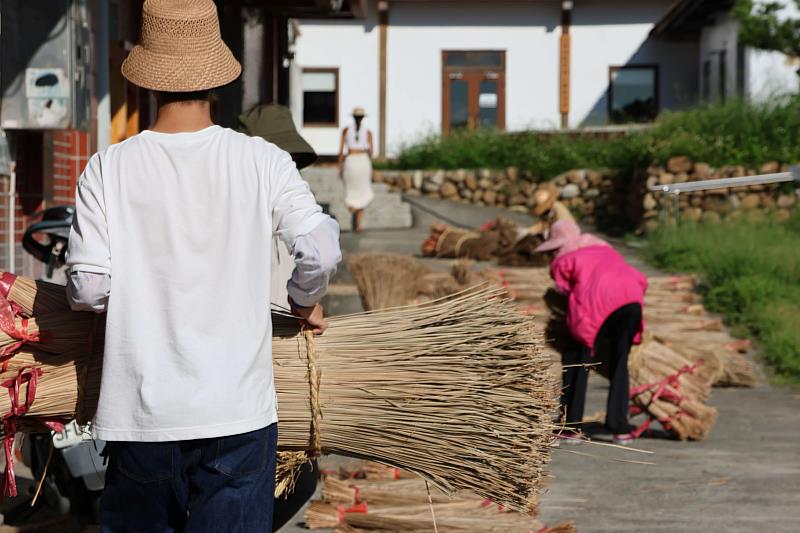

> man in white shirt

[{"left": 65, "top": 1, "right": 341, "bottom": 530}]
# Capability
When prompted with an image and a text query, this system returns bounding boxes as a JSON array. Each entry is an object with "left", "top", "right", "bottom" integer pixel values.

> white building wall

[
  {"left": 572, "top": 0, "right": 697, "bottom": 126},
  {"left": 294, "top": 10, "right": 380, "bottom": 156},
  {"left": 386, "top": 1, "right": 561, "bottom": 152},
  {"left": 747, "top": 1, "right": 800, "bottom": 99},
  {"left": 295, "top": 0, "right": 700, "bottom": 154}
]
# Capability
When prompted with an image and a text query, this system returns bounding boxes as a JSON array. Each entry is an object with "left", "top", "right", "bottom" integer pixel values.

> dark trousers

[
  {"left": 561, "top": 303, "right": 641, "bottom": 434},
  {"left": 101, "top": 424, "right": 278, "bottom": 533}
]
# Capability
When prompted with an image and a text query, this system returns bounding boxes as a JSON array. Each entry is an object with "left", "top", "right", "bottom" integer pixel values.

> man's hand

[{"left": 289, "top": 299, "right": 328, "bottom": 335}]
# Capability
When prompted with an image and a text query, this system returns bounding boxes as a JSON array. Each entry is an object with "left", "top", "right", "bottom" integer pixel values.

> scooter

[
  {"left": 19, "top": 205, "right": 105, "bottom": 522},
  {"left": 17, "top": 206, "right": 317, "bottom": 529}
]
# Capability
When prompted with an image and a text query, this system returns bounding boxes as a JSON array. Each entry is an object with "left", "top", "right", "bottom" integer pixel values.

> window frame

[
  {"left": 302, "top": 67, "right": 340, "bottom": 127},
  {"left": 607, "top": 64, "right": 660, "bottom": 124},
  {"left": 441, "top": 50, "right": 506, "bottom": 134}
]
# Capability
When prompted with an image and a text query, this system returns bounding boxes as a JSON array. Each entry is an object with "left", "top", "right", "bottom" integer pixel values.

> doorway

[{"left": 442, "top": 50, "right": 506, "bottom": 133}]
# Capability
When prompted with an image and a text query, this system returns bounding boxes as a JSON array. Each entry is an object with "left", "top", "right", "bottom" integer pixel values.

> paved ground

[
  {"left": 4, "top": 196, "right": 796, "bottom": 532},
  {"left": 280, "top": 196, "right": 800, "bottom": 533}
]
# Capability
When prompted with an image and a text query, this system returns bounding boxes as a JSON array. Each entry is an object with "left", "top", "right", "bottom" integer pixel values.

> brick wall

[{"left": 0, "top": 129, "right": 90, "bottom": 276}]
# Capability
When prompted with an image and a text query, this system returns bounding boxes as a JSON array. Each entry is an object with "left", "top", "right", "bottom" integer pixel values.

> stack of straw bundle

[
  {"left": 272, "top": 288, "right": 556, "bottom": 512},
  {"left": 624, "top": 336, "right": 718, "bottom": 441},
  {"left": 304, "top": 465, "right": 577, "bottom": 533},
  {"left": 420, "top": 223, "right": 498, "bottom": 261},
  {"left": 418, "top": 265, "right": 756, "bottom": 388},
  {"left": 348, "top": 254, "right": 431, "bottom": 311},
  {"left": 0, "top": 270, "right": 556, "bottom": 511}
]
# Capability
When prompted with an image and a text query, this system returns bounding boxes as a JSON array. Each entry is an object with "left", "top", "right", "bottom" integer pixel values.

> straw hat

[
  {"left": 121, "top": 0, "right": 241, "bottom": 92},
  {"left": 531, "top": 182, "right": 559, "bottom": 217},
  {"left": 238, "top": 104, "right": 317, "bottom": 169},
  {"left": 352, "top": 107, "right": 367, "bottom": 117},
  {"left": 533, "top": 220, "right": 581, "bottom": 253}
]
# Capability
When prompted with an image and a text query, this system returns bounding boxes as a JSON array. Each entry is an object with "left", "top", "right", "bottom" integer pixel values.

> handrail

[
  {"left": 648, "top": 167, "right": 800, "bottom": 194},
  {"left": 648, "top": 166, "right": 800, "bottom": 224}
]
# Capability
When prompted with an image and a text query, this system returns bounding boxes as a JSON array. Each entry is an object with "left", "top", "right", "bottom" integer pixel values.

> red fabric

[
  {"left": 550, "top": 245, "right": 648, "bottom": 350},
  {"left": 0, "top": 273, "right": 16, "bottom": 300},
  {"left": 2, "top": 367, "right": 42, "bottom": 498}
]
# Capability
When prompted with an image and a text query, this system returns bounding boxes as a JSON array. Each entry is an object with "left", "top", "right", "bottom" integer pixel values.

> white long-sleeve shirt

[
  {"left": 68, "top": 219, "right": 341, "bottom": 312},
  {"left": 66, "top": 125, "right": 341, "bottom": 442}
]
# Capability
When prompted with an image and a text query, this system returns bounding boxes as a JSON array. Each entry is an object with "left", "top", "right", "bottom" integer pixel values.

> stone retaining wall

[{"left": 375, "top": 156, "right": 799, "bottom": 231}]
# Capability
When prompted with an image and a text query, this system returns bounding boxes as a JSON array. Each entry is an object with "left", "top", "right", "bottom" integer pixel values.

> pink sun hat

[{"left": 534, "top": 220, "right": 582, "bottom": 253}]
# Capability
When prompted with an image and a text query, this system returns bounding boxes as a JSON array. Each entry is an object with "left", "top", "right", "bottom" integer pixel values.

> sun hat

[
  {"left": 352, "top": 107, "right": 367, "bottom": 117},
  {"left": 531, "top": 182, "right": 559, "bottom": 217},
  {"left": 534, "top": 220, "right": 581, "bottom": 253},
  {"left": 238, "top": 104, "right": 317, "bottom": 170},
  {"left": 534, "top": 219, "right": 610, "bottom": 256},
  {"left": 121, "top": 0, "right": 241, "bottom": 92}
]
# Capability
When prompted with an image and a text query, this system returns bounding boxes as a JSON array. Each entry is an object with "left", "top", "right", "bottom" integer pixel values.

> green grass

[
  {"left": 641, "top": 214, "right": 800, "bottom": 383},
  {"left": 388, "top": 95, "right": 800, "bottom": 179}
]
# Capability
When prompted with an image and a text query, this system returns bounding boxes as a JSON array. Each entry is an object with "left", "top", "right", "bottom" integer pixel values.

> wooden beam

[
  {"left": 559, "top": 2, "right": 572, "bottom": 129},
  {"left": 378, "top": 1, "right": 389, "bottom": 158}
]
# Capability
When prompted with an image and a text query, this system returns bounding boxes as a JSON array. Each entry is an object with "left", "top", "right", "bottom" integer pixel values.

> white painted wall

[
  {"left": 747, "top": 1, "right": 800, "bottom": 99},
  {"left": 386, "top": 1, "right": 561, "bottom": 152},
  {"left": 572, "top": 0, "right": 697, "bottom": 125},
  {"left": 295, "top": 0, "right": 700, "bottom": 154},
  {"left": 295, "top": 6, "right": 380, "bottom": 156}
]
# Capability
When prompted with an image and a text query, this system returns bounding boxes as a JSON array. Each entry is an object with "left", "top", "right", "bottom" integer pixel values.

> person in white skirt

[{"left": 337, "top": 107, "right": 375, "bottom": 233}]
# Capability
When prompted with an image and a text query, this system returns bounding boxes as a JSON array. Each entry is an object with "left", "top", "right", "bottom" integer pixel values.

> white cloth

[
  {"left": 66, "top": 125, "right": 340, "bottom": 442},
  {"left": 70, "top": 219, "right": 341, "bottom": 312},
  {"left": 343, "top": 153, "right": 374, "bottom": 210}
]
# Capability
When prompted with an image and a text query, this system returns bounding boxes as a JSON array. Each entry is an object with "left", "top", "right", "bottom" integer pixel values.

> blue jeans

[{"left": 101, "top": 424, "right": 278, "bottom": 533}]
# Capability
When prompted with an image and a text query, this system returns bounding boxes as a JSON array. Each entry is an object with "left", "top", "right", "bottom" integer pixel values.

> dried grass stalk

[
  {"left": 1, "top": 280, "right": 555, "bottom": 514},
  {"left": 348, "top": 254, "right": 431, "bottom": 311},
  {"left": 0, "top": 272, "right": 72, "bottom": 316},
  {"left": 307, "top": 498, "right": 574, "bottom": 532},
  {"left": 627, "top": 338, "right": 718, "bottom": 441},
  {"left": 273, "top": 288, "right": 556, "bottom": 513},
  {"left": 0, "top": 313, "right": 97, "bottom": 356}
]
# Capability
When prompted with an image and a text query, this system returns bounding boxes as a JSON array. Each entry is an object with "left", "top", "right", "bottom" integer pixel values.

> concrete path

[{"left": 279, "top": 196, "right": 800, "bottom": 533}]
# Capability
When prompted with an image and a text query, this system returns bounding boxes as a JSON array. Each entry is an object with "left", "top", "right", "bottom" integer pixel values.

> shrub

[
  {"left": 642, "top": 214, "right": 800, "bottom": 383},
  {"left": 389, "top": 95, "right": 800, "bottom": 178}
]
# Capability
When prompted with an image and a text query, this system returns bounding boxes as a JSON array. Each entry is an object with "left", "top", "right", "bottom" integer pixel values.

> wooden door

[{"left": 442, "top": 51, "right": 505, "bottom": 133}]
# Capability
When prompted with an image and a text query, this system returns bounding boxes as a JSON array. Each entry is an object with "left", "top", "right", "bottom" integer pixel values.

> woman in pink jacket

[{"left": 536, "top": 220, "right": 648, "bottom": 444}]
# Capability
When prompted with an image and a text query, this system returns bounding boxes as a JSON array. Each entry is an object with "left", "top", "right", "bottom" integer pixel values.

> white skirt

[{"left": 343, "top": 153, "right": 374, "bottom": 210}]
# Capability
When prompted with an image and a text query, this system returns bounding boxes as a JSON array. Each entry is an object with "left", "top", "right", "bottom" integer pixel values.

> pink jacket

[{"left": 550, "top": 245, "right": 648, "bottom": 350}]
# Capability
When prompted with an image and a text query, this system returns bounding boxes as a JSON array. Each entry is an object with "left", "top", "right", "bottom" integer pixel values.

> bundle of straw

[
  {"left": 347, "top": 254, "right": 431, "bottom": 311},
  {"left": 0, "top": 275, "right": 555, "bottom": 512},
  {"left": 0, "top": 272, "right": 72, "bottom": 316},
  {"left": 306, "top": 498, "right": 576, "bottom": 533},
  {"left": 273, "top": 288, "right": 556, "bottom": 512},
  {"left": 0, "top": 313, "right": 98, "bottom": 357},
  {"left": 625, "top": 337, "right": 718, "bottom": 441}
]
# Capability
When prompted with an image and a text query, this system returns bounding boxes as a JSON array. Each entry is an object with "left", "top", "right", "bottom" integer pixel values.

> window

[
  {"left": 718, "top": 50, "right": 727, "bottom": 103},
  {"left": 608, "top": 65, "right": 658, "bottom": 124},
  {"left": 302, "top": 68, "right": 338, "bottom": 126},
  {"left": 702, "top": 60, "right": 712, "bottom": 102},
  {"left": 736, "top": 44, "right": 746, "bottom": 97},
  {"left": 442, "top": 50, "right": 505, "bottom": 133}
]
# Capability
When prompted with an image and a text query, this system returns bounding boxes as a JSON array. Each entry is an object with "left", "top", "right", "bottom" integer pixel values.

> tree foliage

[{"left": 734, "top": 0, "right": 800, "bottom": 62}]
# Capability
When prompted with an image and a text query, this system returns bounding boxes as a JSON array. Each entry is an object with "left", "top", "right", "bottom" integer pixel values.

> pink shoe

[
  {"left": 613, "top": 433, "right": 635, "bottom": 445},
  {"left": 557, "top": 430, "right": 584, "bottom": 445}
]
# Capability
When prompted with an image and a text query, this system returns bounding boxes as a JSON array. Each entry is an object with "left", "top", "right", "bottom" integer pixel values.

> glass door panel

[
  {"left": 478, "top": 80, "right": 499, "bottom": 128},
  {"left": 449, "top": 79, "right": 469, "bottom": 130}
]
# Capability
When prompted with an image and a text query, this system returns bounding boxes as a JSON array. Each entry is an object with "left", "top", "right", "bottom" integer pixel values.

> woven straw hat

[
  {"left": 531, "top": 182, "right": 559, "bottom": 217},
  {"left": 122, "top": 0, "right": 241, "bottom": 92},
  {"left": 352, "top": 107, "right": 367, "bottom": 117}
]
